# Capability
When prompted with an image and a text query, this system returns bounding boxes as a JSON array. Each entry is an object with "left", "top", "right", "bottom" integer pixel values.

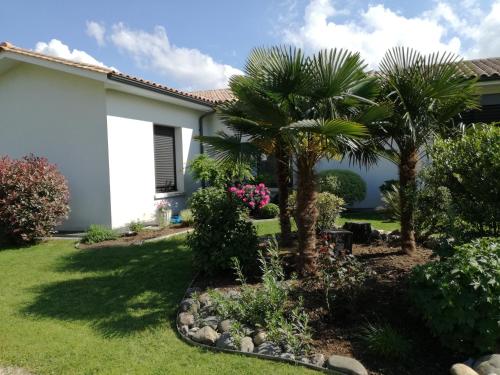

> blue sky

[{"left": 2, "top": 0, "right": 499, "bottom": 90}]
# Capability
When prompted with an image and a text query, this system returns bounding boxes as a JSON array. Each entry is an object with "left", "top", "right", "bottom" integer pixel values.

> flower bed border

[{"left": 175, "top": 276, "right": 350, "bottom": 375}]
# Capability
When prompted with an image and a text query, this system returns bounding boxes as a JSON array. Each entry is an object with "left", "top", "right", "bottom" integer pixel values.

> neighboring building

[{"left": 1, "top": 42, "right": 499, "bottom": 230}]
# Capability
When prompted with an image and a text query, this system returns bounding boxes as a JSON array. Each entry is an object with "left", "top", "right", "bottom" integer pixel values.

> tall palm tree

[{"left": 369, "top": 47, "right": 478, "bottom": 254}]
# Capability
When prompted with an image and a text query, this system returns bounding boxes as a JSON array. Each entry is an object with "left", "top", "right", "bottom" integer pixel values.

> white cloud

[
  {"left": 109, "top": 23, "right": 242, "bottom": 90},
  {"left": 86, "top": 21, "right": 106, "bottom": 46},
  {"left": 35, "top": 39, "right": 115, "bottom": 69},
  {"left": 466, "top": 1, "right": 500, "bottom": 58},
  {"left": 283, "top": 0, "right": 462, "bottom": 68}
]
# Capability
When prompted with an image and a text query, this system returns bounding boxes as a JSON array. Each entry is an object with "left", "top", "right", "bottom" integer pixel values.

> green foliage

[
  {"left": 359, "top": 322, "right": 412, "bottom": 359},
  {"left": 81, "top": 225, "right": 118, "bottom": 244},
  {"left": 187, "top": 187, "right": 258, "bottom": 275},
  {"left": 289, "top": 191, "right": 344, "bottom": 232},
  {"left": 410, "top": 237, "right": 500, "bottom": 353},
  {"left": 128, "top": 221, "right": 145, "bottom": 233},
  {"left": 209, "top": 238, "right": 311, "bottom": 355},
  {"left": 317, "top": 169, "right": 366, "bottom": 205},
  {"left": 188, "top": 154, "right": 253, "bottom": 188},
  {"left": 257, "top": 203, "right": 280, "bottom": 219},
  {"left": 179, "top": 209, "right": 194, "bottom": 226},
  {"left": 379, "top": 179, "right": 398, "bottom": 194},
  {"left": 380, "top": 184, "right": 401, "bottom": 221},
  {"left": 422, "top": 125, "right": 500, "bottom": 238},
  {"left": 0, "top": 154, "right": 70, "bottom": 243}
]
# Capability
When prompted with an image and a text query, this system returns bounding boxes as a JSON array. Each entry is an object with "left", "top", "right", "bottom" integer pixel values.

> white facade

[{"left": 0, "top": 53, "right": 216, "bottom": 231}]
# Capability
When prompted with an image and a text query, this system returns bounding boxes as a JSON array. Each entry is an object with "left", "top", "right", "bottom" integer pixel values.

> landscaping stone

[
  {"left": 342, "top": 222, "right": 372, "bottom": 244},
  {"left": 310, "top": 353, "right": 326, "bottom": 367},
  {"left": 215, "top": 332, "right": 237, "bottom": 350},
  {"left": 226, "top": 290, "right": 241, "bottom": 299},
  {"left": 198, "top": 292, "right": 212, "bottom": 307},
  {"left": 180, "top": 325, "right": 189, "bottom": 335},
  {"left": 450, "top": 363, "right": 480, "bottom": 375},
  {"left": 191, "top": 326, "right": 219, "bottom": 345},
  {"left": 240, "top": 337, "right": 254, "bottom": 353},
  {"left": 299, "top": 357, "right": 311, "bottom": 364},
  {"left": 327, "top": 355, "right": 368, "bottom": 375},
  {"left": 200, "top": 315, "right": 219, "bottom": 330},
  {"left": 474, "top": 354, "right": 500, "bottom": 375},
  {"left": 186, "top": 287, "right": 201, "bottom": 296},
  {"left": 178, "top": 312, "right": 195, "bottom": 327},
  {"left": 180, "top": 298, "right": 199, "bottom": 313},
  {"left": 253, "top": 331, "right": 267, "bottom": 346},
  {"left": 218, "top": 319, "right": 233, "bottom": 333},
  {"left": 280, "top": 352, "right": 295, "bottom": 360},
  {"left": 0, "top": 368, "right": 34, "bottom": 375},
  {"left": 369, "top": 229, "right": 381, "bottom": 242},
  {"left": 255, "top": 342, "right": 282, "bottom": 356}
]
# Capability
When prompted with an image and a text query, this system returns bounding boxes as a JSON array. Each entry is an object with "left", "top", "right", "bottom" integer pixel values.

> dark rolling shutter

[{"left": 154, "top": 125, "right": 177, "bottom": 192}]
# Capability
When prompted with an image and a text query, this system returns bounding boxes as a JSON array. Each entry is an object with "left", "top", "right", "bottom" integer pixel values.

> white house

[{"left": 1, "top": 42, "right": 499, "bottom": 230}]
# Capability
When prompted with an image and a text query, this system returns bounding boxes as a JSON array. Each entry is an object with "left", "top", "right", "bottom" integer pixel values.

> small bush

[
  {"left": 128, "top": 221, "right": 145, "bottom": 233},
  {"left": 187, "top": 187, "right": 258, "bottom": 275},
  {"left": 209, "top": 238, "right": 311, "bottom": 355},
  {"left": 318, "top": 169, "right": 366, "bottom": 205},
  {"left": 257, "top": 203, "right": 280, "bottom": 219},
  {"left": 188, "top": 154, "right": 253, "bottom": 188},
  {"left": 359, "top": 323, "right": 412, "bottom": 359},
  {"left": 289, "top": 191, "right": 344, "bottom": 232},
  {"left": 410, "top": 237, "right": 500, "bottom": 353},
  {"left": 379, "top": 179, "right": 398, "bottom": 195},
  {"left": 380, "top": 184, "right": 401, "bottom": 221},
  {"left": 82, "top": 225, "right": 118, "bottom": 244},
  {"left": 180, "top": 209, "right": 194, "bottom": 226},
  {"left": 229, "top": 183, "right": 271, "bottom": 212},
  {"left": 0, "top": 154, "right": 70, "bottom": 243}
]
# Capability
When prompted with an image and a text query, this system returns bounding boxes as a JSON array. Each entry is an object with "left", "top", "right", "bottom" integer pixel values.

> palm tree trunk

[
  {"left": 399, "top": 149, "right": 418, "bottom": 254},
  {"left": 275, "top": 146, "right": 293, "bottom": 247},
  {"left": 295, "top": 155, "right": 318, "bottom": 276}
]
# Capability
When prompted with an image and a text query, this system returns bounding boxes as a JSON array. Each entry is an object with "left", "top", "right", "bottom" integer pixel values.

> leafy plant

[
  {"left": 257, "top": 203, "right": 280, "bottom": 219},
  {"left": 0, "top": 154, "right": 70, "bottom": 244},
  {"left": 81, "top": 225, "right": 118, "bottom": 244},
  {"left": 188, "top": 154, "right": 253, "bottom": 188},
  {"left": 229, "top": 183, "right": 271, "bottom": 211},
  {"left": 379, "top": 179, "right": 398, "bottom": 195},
  {"left": 179, "top": 209, "right": 194, "bottom": 226},
  {"left": 318, "top": 169, "right": 367, "bottom": 205},
  {"left": 359, "top": 322, "right": 412, "bottom": 359},
  {"left": 128, "top": 221, "right": 145, "bottom": 233},
  {"left": 187, "top": 187, "right": 258, "bottom": 275},
  {"left": 410, "top": 237, "right": 500, "bottom": 353},
  {"left": 380, "top": 184, "right": 401, "bottom": 221},
  {"left": 209, "top": 237, "right": 311, "bottom": 355}
]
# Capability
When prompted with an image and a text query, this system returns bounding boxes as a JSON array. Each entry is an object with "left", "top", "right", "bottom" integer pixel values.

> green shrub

[
  {"left": 188, "top": 154, "right": 253, "bottom": 188},
  {"left": 379, "top": 179, "right": 398, "bottom": 195},
  {"left": 0, "top": 154, "right": 70, "bottom": 243},
  {"left": 82, "top": 225, "right": 118, "bottom": 244},
  {"left": 358, "top": 322, "right": 412, "bottom": 359},
  {"left": 409, "top": 237, "right": 500, "bottom": 353},
  {"left": 422, "top": 125, "right": 499, "bottom": 238},
  {"left": 380, "top": 184, "right": 401, "bottom": 221},
  {"left": 179, "top": 209, "right": 194, "bottom": 226},
  {"left": 317, "top": 169, "right": 366, "bottom": 205},
  {"left": 187, "top": 187, "right": 258, "bottom": 275},
  {"left": 128, "top": 221, "right": 145, "bottom": 233},
  {"left": 209, "top": 238, "right": 311, "bottom": 355},
  {"left": 257, "top": 203, "right": 280, "bottom": 219},
  {"left": 289, "top": 191, "right": 344, "bottom": 232}
]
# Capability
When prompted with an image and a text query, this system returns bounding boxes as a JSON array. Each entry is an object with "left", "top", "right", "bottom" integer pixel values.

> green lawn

[
  {"left": 0, "top": 238, "right": 315, "bottom": 375},
  {"left": 254, "top": 211, "right": 399, "bottom": 235}
]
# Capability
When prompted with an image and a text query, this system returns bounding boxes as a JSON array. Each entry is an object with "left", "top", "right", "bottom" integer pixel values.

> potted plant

[{"left": 155, "top": 200, "right": 172, "bottom": 227}]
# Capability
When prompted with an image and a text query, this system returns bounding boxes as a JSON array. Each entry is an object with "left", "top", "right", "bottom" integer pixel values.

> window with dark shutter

[{"left": 154, "top": 125, "right": 177, "bottom": 193}]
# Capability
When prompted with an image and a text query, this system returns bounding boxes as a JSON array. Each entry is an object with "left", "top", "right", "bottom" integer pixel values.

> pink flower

[{"left": 249, "top": 201, "right": 255, "bottom": 208}]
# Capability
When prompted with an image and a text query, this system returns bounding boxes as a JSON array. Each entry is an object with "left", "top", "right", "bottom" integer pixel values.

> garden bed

[
  {"left": 181, "top": 243, "right": 460, "bottom": 375},
  {"left": 78, "top": 224, "right": 191, "bottom": 249}
]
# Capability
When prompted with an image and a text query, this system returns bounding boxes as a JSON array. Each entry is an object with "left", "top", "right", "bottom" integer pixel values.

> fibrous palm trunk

[
  {"left": 399, "top": 149, "right": 418, "bottom": 254},
  {"left": 275, "top": 145, "right": 293, "bottom": 247},
  {"left": 295, "top": 155, "right": 318, "bottom": 275}
]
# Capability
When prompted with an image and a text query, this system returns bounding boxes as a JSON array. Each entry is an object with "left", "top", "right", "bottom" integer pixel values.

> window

[{"left": 153, "top": 125, "right": 177, "bottom": 193}]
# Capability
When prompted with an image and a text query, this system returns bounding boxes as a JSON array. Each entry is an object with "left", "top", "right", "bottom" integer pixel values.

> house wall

[
  {"left": 0, "top": 63, "right": 112, "bottom": 230},
  {"left": 105, "top": 90, "right": 210, "bottom": 228}
]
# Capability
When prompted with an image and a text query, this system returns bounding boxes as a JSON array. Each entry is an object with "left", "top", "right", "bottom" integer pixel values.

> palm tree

[{"left": 369, "top": 47, "right": 478, "bottom": 254}]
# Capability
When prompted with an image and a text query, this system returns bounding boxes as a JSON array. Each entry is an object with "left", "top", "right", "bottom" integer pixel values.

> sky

[{"left": 1, "top": 0, "right": 500, "bottom": 91}]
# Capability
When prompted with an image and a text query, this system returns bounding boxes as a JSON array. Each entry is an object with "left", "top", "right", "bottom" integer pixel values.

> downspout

[{"left": 198, "top": 109, "right": 216, "bottom": 188}]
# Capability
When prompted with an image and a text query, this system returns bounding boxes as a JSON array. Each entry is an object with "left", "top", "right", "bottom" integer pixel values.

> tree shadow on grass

[{"left": 22, "top": 237, "right": 193, "bottom": 337}]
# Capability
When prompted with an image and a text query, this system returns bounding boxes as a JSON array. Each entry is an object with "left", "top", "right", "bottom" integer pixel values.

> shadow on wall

[{"left": 22, "top": 237, "right": 193, "bottom": 337}]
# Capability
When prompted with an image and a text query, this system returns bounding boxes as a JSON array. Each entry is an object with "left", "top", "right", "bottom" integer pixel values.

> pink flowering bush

[
  {"left": 229, "top": 183, "right": 271, "bottom": 211},
  {"left": 0, "top": 155, "right": 70, "bottom": 243}
]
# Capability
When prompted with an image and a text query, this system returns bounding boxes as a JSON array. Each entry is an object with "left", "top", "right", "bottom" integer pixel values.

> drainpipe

[{"left": 198, "top": 109, "right": 216, "bottom": 188}]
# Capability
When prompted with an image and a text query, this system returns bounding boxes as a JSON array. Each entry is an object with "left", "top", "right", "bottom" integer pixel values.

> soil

[
  {"left": 78, "top": 224, "right": 191, "bottom": 249},
  {"left": 194, "top": 243, "right": 460, "bottom": 375}
]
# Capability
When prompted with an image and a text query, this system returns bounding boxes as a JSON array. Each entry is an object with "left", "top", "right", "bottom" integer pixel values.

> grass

[
  {"left": 253, "top": 211, "right": 399, "bottom": 235},
  {"left": 0, "top": 238, "right": 316, "bottom": 375}
]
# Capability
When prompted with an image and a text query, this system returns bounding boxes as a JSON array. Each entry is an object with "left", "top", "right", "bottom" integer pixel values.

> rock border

[{"left": 176, "top": 280, "right": 360, "bottom": 375}]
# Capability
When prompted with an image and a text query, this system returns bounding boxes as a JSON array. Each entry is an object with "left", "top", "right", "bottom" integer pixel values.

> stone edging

[{"left": 175, "top": 278, "right": 352, "bottom": 375}]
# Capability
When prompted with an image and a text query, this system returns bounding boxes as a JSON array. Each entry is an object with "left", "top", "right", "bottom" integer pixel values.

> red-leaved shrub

[{"left": 0, "top": 155, "right": 70, "bottom": 243}]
